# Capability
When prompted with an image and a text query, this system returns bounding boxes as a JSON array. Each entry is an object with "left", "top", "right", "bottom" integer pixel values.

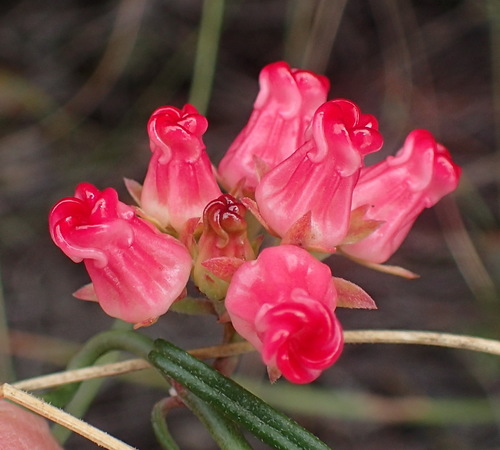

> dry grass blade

[
  {"left": 11, "top": 341, "right": 256, "bottom": 393},
  {"left": 11, "top": 331, "right": 500, "bottom": 396},
  {"left": 12, "top": 359, "right": 151, "bottom": 392},
  {"left": 344, "top": 330, "right": 500, "bottom": 355},
  {"left": 0, "top": 384, "right": 136, "bottom": 449}
]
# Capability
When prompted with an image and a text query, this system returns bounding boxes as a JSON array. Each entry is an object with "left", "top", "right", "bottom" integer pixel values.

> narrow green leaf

[{"left": 149, "top": 339, "right": 332, "bottom": 450}]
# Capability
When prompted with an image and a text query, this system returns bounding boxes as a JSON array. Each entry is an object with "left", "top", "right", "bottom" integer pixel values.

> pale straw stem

[{"left": 0, "top": 384, "right": 135, "bottom": 450}]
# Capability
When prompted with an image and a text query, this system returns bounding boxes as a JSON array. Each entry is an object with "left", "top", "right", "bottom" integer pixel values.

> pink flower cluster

[{"left": 49, "top": 61, "right": 461, "bottom": 383}]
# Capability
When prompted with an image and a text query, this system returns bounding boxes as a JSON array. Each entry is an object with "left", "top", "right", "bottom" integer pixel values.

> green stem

[
  {"left": 169, "top": 296, "right": 216, "bottom": 316},
  {"left": 0, "top": 265, "right": 15, "bottom": 382},
  {"left": 49, "top": 326, "right": 154, "bottom": 444},
  {"left": 188, "top": 0, "right": 226, "bottom": 115},
  {"left": 66, "top": 328, "right": 153, "bottom": 372},
  {"left": 151, "top": 398, "right": 181, "bottom": 450},
  {"left": 51, "top": 351, "right": 121, "bottom": 444}
]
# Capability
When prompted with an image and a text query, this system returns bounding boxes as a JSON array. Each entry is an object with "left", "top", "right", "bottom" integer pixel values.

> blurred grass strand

[
  {"left": 8, "top": 330, "right": 81, "bottom": 367},
  {"left": 87, "top": 33, "right": 199, "bottom": 171},
  {"left": 188, "top": 0, "right": 226, "bottom": 115},
  {"left": 300, "top": 0, "right": 348, "bottom": 73},
  {"left": 400, "top": 0, "right": 498, "bottom": 306},
  {"left": 42, "top": 0, "right": 148, "bottom": 138},
  {"left": 238, "top": 378, "right": 497, "bottom": 425},
  {"left": 486, "top": 0, "right": 500, "bottom": 206},
  {"left": 0, "top": 267, "right": 15, "bottom": 382},
  {"left": 435, "top": 196, "right": 498, "bottom": 305},
  {"left": 369, "top": 0, "right": 413, "bottom": 140},
  {"left": 284, "top": 0, "right": 317, "bottom": 66},
  {"left": 0, "top": 0, "right": 148, "bottom": 153}
]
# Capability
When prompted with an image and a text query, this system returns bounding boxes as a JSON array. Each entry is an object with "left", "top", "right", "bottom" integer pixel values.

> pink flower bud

[
  {"left": 255, "top": 99, "right": 383, "bottom": 252},
  {"left": 0, "top": 400, "right": 62, "bottom": 449},
  {"left": 141, "top": 104, "right": 221, "bottom": 233},
  {"left": 341, "top": 129, "right": 461, "bottom": 263},
  {"left": 225, "top": 245, "right": 343, "bottom": 384},
  {"left": 193, "top": 194, "right": 255, "bottom": 300},
  {"left": 218, "top": 61, "right": 330, "bottom": 194},
  {"left": 49, "top": 183, "right": 192, "bottom": 326}
]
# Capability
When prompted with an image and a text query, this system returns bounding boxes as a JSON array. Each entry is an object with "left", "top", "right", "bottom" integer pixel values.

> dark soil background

[{"left": 1, "top": 0, "right": 500, "bottom": 449}]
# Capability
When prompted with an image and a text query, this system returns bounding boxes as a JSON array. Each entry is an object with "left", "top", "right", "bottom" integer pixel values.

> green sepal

[{"left": 170, "top": 296, "right": 217, "bottom": 315}]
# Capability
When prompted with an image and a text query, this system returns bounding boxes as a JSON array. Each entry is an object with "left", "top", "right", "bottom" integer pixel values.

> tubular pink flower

[
  {"left": 254, "top": 99, "right": 383, "bottom": 252},
  {"left": 225, "top": 245, "right": 343, "bottom": 384},
  {"left": 0, "top": 400, "right": 62, "bottom": 450},
  {"left": 341, "top": 129, "right": 461, "bottom": 263},
  {"left": 140, "top": 104, "right": 221, "bottom": 233},
  {"left": 218, "top": 61, "right": 330, "bottom": 194},
  {"left": 49, "top": 183, "right": 192, "bottom": 326}
]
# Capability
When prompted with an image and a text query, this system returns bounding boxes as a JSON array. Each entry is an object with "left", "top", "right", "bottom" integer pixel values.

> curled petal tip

[
  {"left": 341, "top": 129, "right": 460, "bottom": 263},
  {"left": 225, "top": 245, "right": 343, "bottom": 384},
  {"left": 219, "top": 61, "right": 329, "bottom": 193},
  {"left": 49, "top": 182, "right": 192, "bottom": 324}
]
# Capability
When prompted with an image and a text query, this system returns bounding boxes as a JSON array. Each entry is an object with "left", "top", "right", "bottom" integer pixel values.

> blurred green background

[{"left": 1, "top": 0, "right": 499, "bottom": 448}]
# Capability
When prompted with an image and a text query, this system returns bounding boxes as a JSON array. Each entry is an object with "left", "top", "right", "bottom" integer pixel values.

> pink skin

[
  {"left": 225, "top": 245, "right": 344, "bottom": 384},
  {"left": 255, "top": 99, "right": 383, "bottom": 252},
  {"left": 341, "top": 129, "right": 461, "bottom": 263},
  {"left": 218, "top": 61, "right": 330, "bottom": 194},
  {"left": 141, "top": 104, "right": 221, "bottom": 233},
  {"left": 49, "top": 183, "right": 192, "bottom": 325},
  {"left": 0, "top": 400, "right": 62, "bottom": 450}
]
